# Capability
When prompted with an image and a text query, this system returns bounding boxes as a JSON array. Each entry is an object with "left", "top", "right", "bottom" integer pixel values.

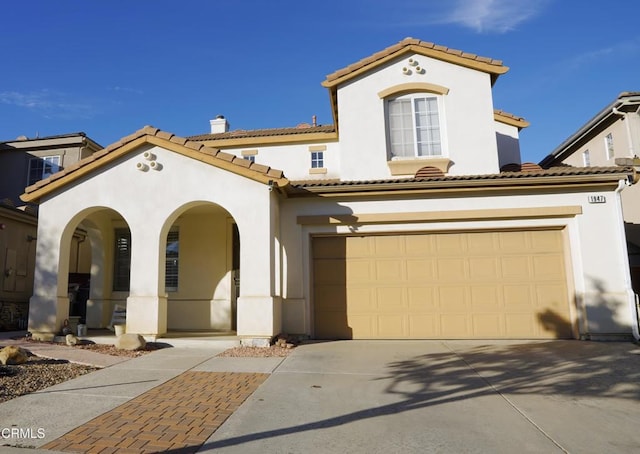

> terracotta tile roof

[
  {"left": 290, "top": 166, "right": 635, "bottom": 191},
  {"left": 22, "top": 126, "right": 287, "bottom": 200},
  {"left": 494, "top": 109, "right": 530, "bottom": 129},
  {"left": 188, "top": 124, "right": 336, "bottom": 142},
  {"left": 323, "top": 37, "right": 508, "bottom": 87}
]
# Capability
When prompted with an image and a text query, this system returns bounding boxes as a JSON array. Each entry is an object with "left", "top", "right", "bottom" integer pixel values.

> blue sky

[{"left": 1, "top": 0, "right": 639, "bottom": 164}]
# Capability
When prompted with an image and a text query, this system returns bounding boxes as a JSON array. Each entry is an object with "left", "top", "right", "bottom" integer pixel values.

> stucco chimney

[{"left": 210, "top": 115, "right": 229, "bottom": 133}]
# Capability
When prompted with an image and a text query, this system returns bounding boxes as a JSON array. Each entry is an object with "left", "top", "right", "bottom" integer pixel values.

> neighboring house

[
  {"left": 21, "top": 38, "right": 639, "bottom": 343},
  {"left": 539, "top": 92, "right": 640, "bottom": 292},
  {"left": 0, "top": 200, "right": 37, "bottom": 330},
  {"left": 0, "top": 132, "right": 103, "bottom": 206},
  {"left": 0, "top": 133, "right": 102, "bottom": 328}
]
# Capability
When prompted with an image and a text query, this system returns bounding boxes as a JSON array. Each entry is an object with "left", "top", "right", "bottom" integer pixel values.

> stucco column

[
  {"left": 126, "top": 223, "right": 167, "bottom": 338},
  {"left": 28, "top": 220, "right": 70, "bottom": 341},
  {"left": 236, "top": 192, "right": 282, "bottom": 344}
]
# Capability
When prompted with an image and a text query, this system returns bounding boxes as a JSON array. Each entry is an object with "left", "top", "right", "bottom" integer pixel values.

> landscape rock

[
  {"left": 0, "top": 345, "right": 30, "bottom": 365},
  {"left": 65, "top": 334, "right": 78, "bottom": 346},
  {"left": 115, "top": 333, "right": 146, "bottom": 351}
]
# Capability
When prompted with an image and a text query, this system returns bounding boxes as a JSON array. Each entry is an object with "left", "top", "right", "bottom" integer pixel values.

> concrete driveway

[{"left": 201, "top": 340, "right": 640, "bottom": 453}]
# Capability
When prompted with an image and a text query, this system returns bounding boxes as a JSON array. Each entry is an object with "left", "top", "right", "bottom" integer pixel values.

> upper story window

[
  {"left": 582, "top": 149, "right": 591, "bottom": 167},
  {"left": 28, "top": 156, "right": 60, "bottom": 186},
  {"left": 311, "top": 151, "right": 324, "bottom": 168},
  {"left": 241, "top": 149, "right": 257, "bottom": 163},
  {"left": 605, "top": 133, "right": 614, "bottom": 160},
  {"left": 387, "top": 95, "right": 443, "bottom": 159}
]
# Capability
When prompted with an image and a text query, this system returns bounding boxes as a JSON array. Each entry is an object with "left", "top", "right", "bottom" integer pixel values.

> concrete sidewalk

[
  {"left": 1, "top": 338, "right": 640, "bottom": 453},
  {"left": 0, "top": 337, "right": 285, "bottom": 452}
]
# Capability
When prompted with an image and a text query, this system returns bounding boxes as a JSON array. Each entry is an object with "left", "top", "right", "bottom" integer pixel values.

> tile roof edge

[{"left": 22, "top": 126, "right": 288, "bottom": 198}]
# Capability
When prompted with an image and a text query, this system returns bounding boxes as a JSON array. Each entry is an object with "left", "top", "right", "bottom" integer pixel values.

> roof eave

[
  {"left": 21, "top": 132, "right": 289, "bottom": 204},
  {"left": 287, "top": 171, "right": 634, "bottom": 197},
  {"left": 322, "top": 43, "right": 509, "bottom": 89},
  {"left": 540, "top": 93, "right": 640, "bottom": 167}
]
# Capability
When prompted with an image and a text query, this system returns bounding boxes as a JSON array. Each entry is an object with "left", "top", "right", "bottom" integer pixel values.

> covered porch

[{"left": 21, "top": 127, "right": 289, "bottom": 345}]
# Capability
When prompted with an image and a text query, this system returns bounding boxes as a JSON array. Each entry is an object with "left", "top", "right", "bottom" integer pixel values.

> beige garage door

[{"left": 313, "top": 230, "right": 572, "bottom": 339}]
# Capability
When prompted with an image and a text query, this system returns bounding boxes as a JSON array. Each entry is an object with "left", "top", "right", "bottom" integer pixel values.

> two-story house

[
  {"left": 0, "top": 132, "right": 102, "bottom": 330},
  {"left": 20, "top": 38, "right": 639, "bottom": 343},
  {"left": 539, "top": 92, "right": 640, "bottom": 292}
]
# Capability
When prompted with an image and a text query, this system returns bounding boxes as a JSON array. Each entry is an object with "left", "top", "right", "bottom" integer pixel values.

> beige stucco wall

[{"left": 166, "top": 209, "right": 234, "bottom": 331}]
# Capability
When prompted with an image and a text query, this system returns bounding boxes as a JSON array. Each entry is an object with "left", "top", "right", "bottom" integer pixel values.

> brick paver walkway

[{"left": 43, "top": 371, "right": 268, "bottom": 453}]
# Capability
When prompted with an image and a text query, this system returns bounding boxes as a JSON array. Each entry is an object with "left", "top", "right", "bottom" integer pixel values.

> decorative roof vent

[
  {"left": 415, "top": 166, "right": 445, "bottom": 178},
  {"left": 500, "top": 162, "right": 543, "bottom": 173}
]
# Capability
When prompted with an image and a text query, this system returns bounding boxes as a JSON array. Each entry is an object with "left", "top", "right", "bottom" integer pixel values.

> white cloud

[
  {"left": 436, "top": 0, "right": 550, "bottom": 33},
  {"left": 0, "top": 89, "right": 96, "bottom": 119}
]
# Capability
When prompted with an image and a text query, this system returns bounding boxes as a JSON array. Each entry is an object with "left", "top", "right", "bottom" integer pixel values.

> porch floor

[{"left": 81, "top": 328, "right": 242, "bottom": 349}]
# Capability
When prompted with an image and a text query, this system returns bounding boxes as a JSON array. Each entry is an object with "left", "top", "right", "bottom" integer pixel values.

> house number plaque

[{"left": 588, "top": 195, "right": 606, "bottom": 204}]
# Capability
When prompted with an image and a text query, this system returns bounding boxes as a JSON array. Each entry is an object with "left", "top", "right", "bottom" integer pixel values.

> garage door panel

[
  {"left": 346, "top": 260, "right": 373, "bottom": 282},
  {"left": 374, "top": 236, "right": 405, "bottom": 257},
  {"left": 315, "top": 311, "right": 352, "bottom": 339},
  {"left": 349, "top": 315, "right": 375, "bottom": 339},
  {"left": 374, "top": 259, "right": 404, "bottom": 280},
  {"left": 313, "top": 230, "right": 572, "bottom": 340},
  {"left": 439, "top": 286, "right": 467, "bottom": 311},
  {"left": 346, "top": 288, "right": 375, "bottom": 312},
  {"left": 472, "top": 314, "right": 504, "bottom": 337},
  {"left": 503, "top": 285, "right": 533, "bottom": 306},
  {"left": 377, "top": 315, "right": 405, "bottom": 338},
  {"left": 501, "top": 256, "right": 531, "bottom": 279},
  {"left": 532, "top": 255, "right": 565, "bottom": 279},
  {"left": 314, "top": 285, "right": 346, "bottom": 310},
  {"left": 376, "top": 287, "right": 407, "bottom": 311},
  {"left": 505, "top": 314, "right": 536, "bottom": 337},
  {"left": 314, "top": 237, "right": 346, "bottom": 259},
  {"left": 469, "top": 257, "right": 500, "bottom": 280},
  {"left": 406, "top": 259, "right": 436, "bottom": 280},
  {"left": 499, "top": 231, "right": 529, "bottom": 251},
  {"left": 404, "top": 235, "right": 436, "bottom": 255},
  {"left": 440, "top": 314, "right": 470, "bottom": 337},
  {"left": 409, "top": 315, "right": 439, "bottom": 337},
  {"left": 314, "top": 259, "right": 346, "bottom": 284},
  {"left": 345, "top": 236, "right": 372, "bottom": 257},
  {"left": 470, "top": 286, "right": 501, "bottom": 310},
  {"left": 436, "top": 234, "right": 466, "bottom": 254},
  {"left": 407, "top": 287, "right": 437, "bottom": 311},
  {"left": 467, "top": 232, "right": 498, "bottom": 254},
  {"left": 437, "top": 258, "right": 467, "bottom": 281},
  {"left": 530, "top": 230, "right": 563, "bottom": 251}
]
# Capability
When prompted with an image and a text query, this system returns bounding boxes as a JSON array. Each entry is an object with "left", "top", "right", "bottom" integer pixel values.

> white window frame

[
  {"left": 311, "top": 151, "right": 324, "bottom": 168},
  {"left": 28, "top": 155, "right": 60, "bottom": 186},
  {"left": 605, "top": 133, "right": 614, "bottom": 160},
  {"left": 582, "top": 149, "right": 591, "bottom": 167},
  {"left": 386, "top": 94, "right": 445, "bottom": 160},
  {"left": 244, "top": 155, "right": 255, "bottom": 163}
]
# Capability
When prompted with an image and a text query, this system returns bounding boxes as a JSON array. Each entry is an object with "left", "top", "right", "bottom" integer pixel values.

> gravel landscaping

[
  {"left": 0, "top": 339, "right": 294, "bottom": 404},
  {"left": 0, "top": 355, "right": 97, "bottom": 404}
]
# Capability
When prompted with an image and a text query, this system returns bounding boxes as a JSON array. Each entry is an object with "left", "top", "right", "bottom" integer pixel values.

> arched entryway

[{"left": 160, "top": 202, "right": 239, "bottom": 333}]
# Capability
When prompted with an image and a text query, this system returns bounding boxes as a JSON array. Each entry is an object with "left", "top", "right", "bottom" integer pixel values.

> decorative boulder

[
  {"left": 115, "top": 333, "right": 146, "bottom": 351},
  {"left": 0, "top": 345, "right": 30, "bottom": 365},
  {"left": 65, "top": 334, "right": 79, "bottom": 346}
]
